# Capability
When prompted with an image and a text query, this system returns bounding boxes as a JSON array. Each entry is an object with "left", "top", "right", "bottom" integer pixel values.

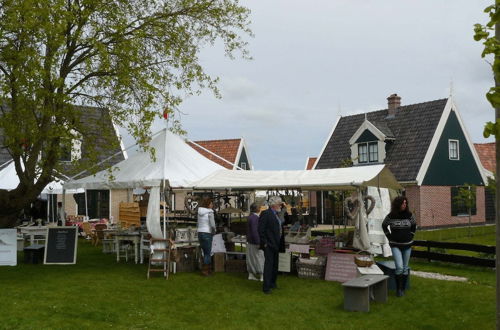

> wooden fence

[{"left": 411, "top": 240, "right": 496, "bottom": 268}]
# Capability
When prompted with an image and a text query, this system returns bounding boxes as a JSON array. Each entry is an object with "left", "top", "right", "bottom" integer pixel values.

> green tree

[
  {"left": 474, "top": 3, "right": 500, "bottom": 328},
  {"left": 452, "top": 184, "right": 476, "bottom": 237},
  {"left": 0, "top": 0, "right": 251, "bottom": 228}
]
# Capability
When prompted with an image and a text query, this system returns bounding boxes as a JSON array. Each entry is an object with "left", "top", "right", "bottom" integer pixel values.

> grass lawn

[
  {"left": 0, "top": 238, "right": 495, "bottom": 329},
  {"left": 415, "top": 225, "right": 496, "bottom": 245}
]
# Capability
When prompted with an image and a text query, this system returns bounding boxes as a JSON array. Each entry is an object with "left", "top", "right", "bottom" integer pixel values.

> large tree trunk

[
  {"left": 0, "top": 177, "right": 51, "bottom": 228},
  {"left": 496, "top": 17, "right": 500, "bottom": 330}
]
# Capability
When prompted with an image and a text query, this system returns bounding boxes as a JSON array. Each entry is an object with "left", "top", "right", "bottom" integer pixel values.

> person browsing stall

[
  {"left": 382, "top": 196, "right": 416, "bottom": 297},
  {"left": 246, "top": 203, "right": 264, "bottom": 281},
  {"left": 258, "top": 196, "right": 283, "bottom": 294},
  {"left": 197, "top": 197, "right": 216, "bottom": 276}
]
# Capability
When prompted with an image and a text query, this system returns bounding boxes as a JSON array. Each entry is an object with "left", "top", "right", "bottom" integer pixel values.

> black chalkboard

[{"left": 44, "top": 227, "right": 78, "bottom": 264}]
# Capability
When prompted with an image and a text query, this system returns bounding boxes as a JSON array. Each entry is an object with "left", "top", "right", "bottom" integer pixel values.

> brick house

[
  {"left": 188, "top": 138, "right": 253, "bottom": 170},
  {"left": 313, "top": 94, "right": 488, "bottom": 228},
  {"left": 474, "top": 142, "right": 496, "bottom": 222}
]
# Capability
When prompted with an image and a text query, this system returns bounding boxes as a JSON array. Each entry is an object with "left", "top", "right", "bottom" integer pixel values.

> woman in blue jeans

[
  {"left": 197, "top": 197, "right": 216, "bottom": 276},
  {"left": 382, "top": 196, "right": 416, "bottom": 297}
]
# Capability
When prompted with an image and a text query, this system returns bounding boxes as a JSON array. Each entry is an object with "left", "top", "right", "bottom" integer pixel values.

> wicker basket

[
  {"left": 354, "top": 253, "right": 374, "bottom": 267},
  {"left": 296, "top": 259, "right": 326, "bottom": 279}
]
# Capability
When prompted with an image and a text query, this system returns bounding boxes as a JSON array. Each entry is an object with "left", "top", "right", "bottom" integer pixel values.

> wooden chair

[
  {"left": 93, "top": 224, "right": 108, "bottom": 246},
  {"left": 81, "top": 222, "right": 95, "bottom": 241}
]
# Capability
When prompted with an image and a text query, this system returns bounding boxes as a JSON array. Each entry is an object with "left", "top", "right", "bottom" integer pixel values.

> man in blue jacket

[{"left": 258, "top": 196, "right": 283, "bottom": 294}]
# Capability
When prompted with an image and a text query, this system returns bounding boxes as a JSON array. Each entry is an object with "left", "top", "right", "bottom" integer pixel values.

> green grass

[
  {"left": 0, "top": 238, "right": 495, "bottom": 329},
  {"left": 415, "top": 224, "right": 495, "bottom": 245},
  {"left": 413, "top": 225, "right": 496, "bottom": 258}
]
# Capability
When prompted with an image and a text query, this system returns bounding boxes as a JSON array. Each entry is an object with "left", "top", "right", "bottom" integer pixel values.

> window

[
  {"left": 451, "top": 186, "right": 476, "bottom": 216},
  {"left": 449, "top": 140, "right": 459, "bottom": 160},
  {"left": 59, "top": 138, "right": 82, "bottom": 162},
  {"left": 240, "top": 162, "right": 247, "bottom": 170},
  {"left": 358, "top": 144, "right": 368, "bottom": 163},
  {"left": 368, "top": 142, "right": 378, "bottom": 162},
  {"left": 358, "top": 142, "right": 378, "bottom": 163},
  {"left": 60, "top": 139, "right": 72, "bottom": 162}
]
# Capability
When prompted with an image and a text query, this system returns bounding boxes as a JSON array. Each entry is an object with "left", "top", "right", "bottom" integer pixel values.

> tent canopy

[
  {"left": 65, "top": 129, "right": 224, "bottom": 190},
  {"left": 191, "top": 164, "right": 401, "bottom": 191},
  {"left": 0, "top": 160, "right": 82, "bottom": 194}
]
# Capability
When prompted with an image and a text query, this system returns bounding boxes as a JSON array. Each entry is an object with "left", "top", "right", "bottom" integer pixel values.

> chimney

[{"left": 387, "top": 93, "right": 401, "bottom": 117}]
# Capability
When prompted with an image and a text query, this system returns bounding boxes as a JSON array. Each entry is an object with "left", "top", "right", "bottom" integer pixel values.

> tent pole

[
  {"left": 162, "top": 123, "right": 169, "bottom": 240},
  {"left": 84, "top": 189, "right": 88, "bottom": 219},
  {"left": 62, "top": 189, "right": 66, "bottom": 226}
]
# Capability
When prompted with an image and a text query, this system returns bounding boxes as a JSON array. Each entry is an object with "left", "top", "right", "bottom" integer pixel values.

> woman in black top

[{"left": 382, "top": 196, "right": 416, "bottom": 297}]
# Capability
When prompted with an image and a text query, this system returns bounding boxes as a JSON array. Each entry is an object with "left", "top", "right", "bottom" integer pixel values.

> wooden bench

[{"left": 342, "top": 275, "right": 389, "bottom": 312}]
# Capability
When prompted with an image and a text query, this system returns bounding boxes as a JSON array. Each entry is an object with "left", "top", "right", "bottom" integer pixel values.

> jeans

[
  {"left": 198, "top": 232, "right": 213, "bottom": 265},
  {"left": 391, "top": 246, "right": 411, "bottom": 275}
]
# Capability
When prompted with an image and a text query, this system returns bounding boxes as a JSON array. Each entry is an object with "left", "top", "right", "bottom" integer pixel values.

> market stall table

[
  {"left": 19, "top": 226, "right": 48, "bottom": 245},
  {"left": 114, "top": 232, "right": 141, "bottom": 263}
]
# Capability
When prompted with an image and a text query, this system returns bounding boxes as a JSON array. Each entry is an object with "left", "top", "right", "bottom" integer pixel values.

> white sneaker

[
  {"left": 259, "top": 274, "right": 264, "bottom": 282},
  {"left": 248, "top": 273, "right": 257, "bottom": 281}
]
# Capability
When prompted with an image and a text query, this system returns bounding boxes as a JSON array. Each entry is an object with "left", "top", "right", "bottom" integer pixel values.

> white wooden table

[
  {"left": 19, "top": 226, "right": 48, "bottom": 245},
  {"left": 114, "top": 232, "right": 141, "bottom": 263}
]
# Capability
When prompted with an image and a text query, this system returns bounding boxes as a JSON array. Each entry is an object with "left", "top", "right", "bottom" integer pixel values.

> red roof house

[
  {"left": 474, "top": 142, "right": 496, "bottom": 174},
  {"left": 188, "top": 138, "right": 253, "bottom": 170}
]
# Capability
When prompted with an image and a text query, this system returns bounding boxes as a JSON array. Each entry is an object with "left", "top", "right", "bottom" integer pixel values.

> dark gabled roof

[
  {"left": 371, "top": 121, "right": 394, "bottom": 139},
  {"left": 315, "top": 98, "right": 448, "bottom": 182},
  {"left": 0, "top": 105, "right": 125, "bottom": 177}
]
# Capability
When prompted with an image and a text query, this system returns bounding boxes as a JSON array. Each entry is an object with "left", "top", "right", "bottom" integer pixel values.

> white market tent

[
  {"left": 0, "top": 160, "right": 83, "bottom": 194},
  {"left": 64, "top": 129, "right": 225, "bottom": 190},
  {"left": 190, "top": 164, "right": 401, "bottom": 191},
  {"left": 64, "top": 128, "right": 226, "bottom": 240}
]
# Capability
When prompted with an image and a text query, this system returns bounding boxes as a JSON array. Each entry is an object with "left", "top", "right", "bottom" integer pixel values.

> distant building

[
  {"left": 188, "top": 138, "right": 253, "bottom": 170},
  {"left": 313, "top": 94, "right": 488, "bottom": 228},
  {"left": 474, "top": 142, "right": 496, "bottom": 223}
]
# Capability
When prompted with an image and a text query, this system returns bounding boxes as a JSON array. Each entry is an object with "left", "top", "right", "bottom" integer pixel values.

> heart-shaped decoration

[
  {"left": 344, "top": 197, "right": 360, "bottom": 220},
  {"left": 364, "top": 195, "right": 376, "bottom": 215}
]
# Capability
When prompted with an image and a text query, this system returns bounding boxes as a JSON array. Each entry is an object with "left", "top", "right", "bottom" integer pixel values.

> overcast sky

[{"left": 126, "top": 0, "right": 495, "bottom": 170}]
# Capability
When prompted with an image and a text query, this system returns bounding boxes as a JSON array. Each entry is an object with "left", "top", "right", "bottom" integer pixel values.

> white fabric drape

[
  {"left": 367, "top": 186, "right": 392, "bottom": 257},
  {"left": 352, "top": 190, "right": 371, "bottom": 251},
  {"left": 146, "top": 186, "right": 166, "bottom": 262},
  {"left": 146, "top": 186, "right": 163, "bottom": 239}
]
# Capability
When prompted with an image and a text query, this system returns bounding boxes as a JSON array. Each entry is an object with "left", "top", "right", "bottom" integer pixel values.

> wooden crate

[
  {"left": 119, "top": 202, "right": 141, "bottom": 228},
  {"left": 214, "top": 253, "right": 225, "bottom": 272},
  {"left": 174, "top": 246, "right": 198, "bottom": 272}
]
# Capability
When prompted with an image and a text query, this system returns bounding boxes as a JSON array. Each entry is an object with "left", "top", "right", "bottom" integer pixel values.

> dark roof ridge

[{"left": 341, "top": 97, "right": 449, "bottom": 119}]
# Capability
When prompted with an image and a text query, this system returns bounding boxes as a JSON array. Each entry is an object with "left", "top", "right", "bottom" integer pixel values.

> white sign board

[
  {"left": 0, "top": 229, "right": 17, "bottom": 266},
  {"left": 278, "top": 252, "right": 291, "bottom": 272}
]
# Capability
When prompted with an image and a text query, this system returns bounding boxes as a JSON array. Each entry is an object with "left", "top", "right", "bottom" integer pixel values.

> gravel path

[{"left": 412, "top": 270, "right": 468, "bottom": 282}]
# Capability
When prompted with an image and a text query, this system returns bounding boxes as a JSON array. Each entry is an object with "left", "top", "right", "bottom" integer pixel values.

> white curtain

[
  {"left": 146, "top": 186, "right": 166, "bottom": 262},
  {"left": 352, "top": 190, "right": 371, "bottom": 251},
  {"left": 146, "top": 186, "right": 162, "bottom": 238},
  {"left": 367, "top": 187, "right": 392, "bottom": 257}
]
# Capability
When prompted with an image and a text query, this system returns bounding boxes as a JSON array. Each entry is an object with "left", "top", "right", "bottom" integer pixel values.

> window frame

[
  {"left": 448, "top": 139, "right": 459, "bottom": 160},
  {"left": 358, "top": 143, "right": 368, "bottom": 163},
  {"left": 450, "top": 186, "right": 476, "bottom": 216},
  {"left": 357, "top": 141, "right": 378, "bottom": 164}
]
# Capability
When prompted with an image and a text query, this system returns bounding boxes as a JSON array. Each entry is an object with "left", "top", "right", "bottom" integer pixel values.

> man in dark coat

[{"left": 258, "top": 196, "right": 283, "bottom": 294}]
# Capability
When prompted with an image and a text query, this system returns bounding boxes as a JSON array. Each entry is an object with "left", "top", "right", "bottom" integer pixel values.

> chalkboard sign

[
  {"left": 44, "top": 227, "right": 78, "bottom": 264},
  {"left": 324, "top": 252, "right": 357, "bottom": 282}
]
